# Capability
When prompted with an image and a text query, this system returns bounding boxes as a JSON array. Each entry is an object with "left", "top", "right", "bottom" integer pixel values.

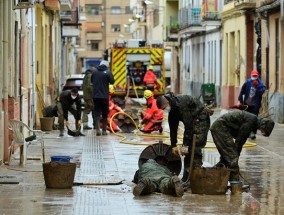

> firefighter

[
  {"left": 143, "top": 65, "right": 157, "bottom": 91},
  {"left": 140, "top": 90, "right": 163, "bottom": 133},
  {"left": 133, "top": 159, "right": 184, "bottom": 197},
  {"left": 107, "top": 85, "right": 124, "bottom": 132},
  {"left": 156, "top": 92, "right": 213, "bottom": 182},
  {"left": 210, "top": 110, "right": 274, "bottom": 181}
]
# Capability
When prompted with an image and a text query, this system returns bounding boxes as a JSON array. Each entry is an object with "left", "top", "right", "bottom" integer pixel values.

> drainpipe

[
  {"left": 31, "top": 7, "right": 36, "bottom": 128},
  {"left": 3, "top": 0, "right": 10, "bottom": 162}
]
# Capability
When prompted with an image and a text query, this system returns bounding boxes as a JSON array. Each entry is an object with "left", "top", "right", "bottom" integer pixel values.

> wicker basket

[{"left": 43, "top": 162, "right": 76, "bottom": 189}]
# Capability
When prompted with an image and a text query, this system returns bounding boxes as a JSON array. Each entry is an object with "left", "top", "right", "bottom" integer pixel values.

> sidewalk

[{"left": 0, "top": 110, "right": 283, "bottom": 214}]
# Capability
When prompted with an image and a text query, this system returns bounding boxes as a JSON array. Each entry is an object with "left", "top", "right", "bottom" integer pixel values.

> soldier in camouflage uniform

[
  {"left": 133, "top": 159, "right": 184, "bottom": 197},
  {"left": 82, "top": 65, "right": 96, "bottom": 129},
  {"left": 210, "top": 110, "right": 274, "bottom": 181},
  {"left": 156, "top": 93, "right": 212, "bottom": 182}
]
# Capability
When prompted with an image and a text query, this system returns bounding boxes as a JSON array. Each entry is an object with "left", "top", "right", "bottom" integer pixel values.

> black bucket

[
  {"left": 190, "top": 167, "right": 231, "bottom": 195},
  {"left": 43, "top": 162, "right": 76, "bottom": 189}
]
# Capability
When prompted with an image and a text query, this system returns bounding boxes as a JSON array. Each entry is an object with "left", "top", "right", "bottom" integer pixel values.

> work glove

[
  {"left": 77, "top": 120, "right": 81, "bottom": 127},
  {"left": 172, "top": 146, "right": 189, "bottom": 156},
  {"left": 66, "top": 121, "right": 70, "bottom": 127},
  {"left": 172, "top": 146, "right": 180, "bottom": 156},
  {"left": 252, "top": 80, "right": 259, "bottom": 86}
]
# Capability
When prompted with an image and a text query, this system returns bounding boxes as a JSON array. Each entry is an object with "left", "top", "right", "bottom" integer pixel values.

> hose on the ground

[{"left": 109, "top": 111, "right": 256, "bottom": 148}]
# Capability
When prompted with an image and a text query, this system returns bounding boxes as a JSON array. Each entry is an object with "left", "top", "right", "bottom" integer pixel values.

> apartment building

[{"left": 78, "top": 0, "right": 133, "bottom": 72}]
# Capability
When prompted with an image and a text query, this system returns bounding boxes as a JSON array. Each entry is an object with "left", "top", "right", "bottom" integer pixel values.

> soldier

[
  {"left": 133, "top": 159, "right": 184, "bottom": 197},
  {"left": 210, "top": 110, "right": 274, "bottom": 181},
  {"left": 57, "top": 88, "right": 82, "bottom": 137},
  {"left": 82, "top": 65, "right": 96, "bottom": 129},
  {"left": 156, "top": 92, "right": 213, "bottom": 182}
]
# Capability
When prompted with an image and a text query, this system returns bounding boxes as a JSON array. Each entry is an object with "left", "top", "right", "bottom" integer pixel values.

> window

[
  {"left": 111, "top": 7, "right": 121, "bottom": 14},
  {"left": 85, "top": 5, "right": 100, "bottom": 15},
  {"left": 153, "top": 9, "right": 159, "bottom": 27},
  {"left": 125, "top": 6, "right": 132, "bottom": 14},
  {"left": 88, "top": 40, "right": 99, "bottom": 51},
  {"left": 111, "top": 24, "right": 121, "bottom": 32}
]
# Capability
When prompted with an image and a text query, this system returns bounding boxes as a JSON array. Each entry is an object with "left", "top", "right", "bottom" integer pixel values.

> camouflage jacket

[
  {"left": 210, "top": 110, "right": 258, "bottom": 147},
  {"left": 82, "top": 69, "right": 94, "bottom": 100},
  {"left": 165, "top": 93, "right": 205, "bottom": 146}
]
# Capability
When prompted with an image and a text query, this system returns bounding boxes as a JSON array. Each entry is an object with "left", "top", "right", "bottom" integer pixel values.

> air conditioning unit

[{"left": 14, "top": 0, "right": 35, "bottom": 9}]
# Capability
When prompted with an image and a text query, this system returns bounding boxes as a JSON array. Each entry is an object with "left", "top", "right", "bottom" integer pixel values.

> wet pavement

[{"left": 0, "top": 108, "right": 284, "bottom": 215}]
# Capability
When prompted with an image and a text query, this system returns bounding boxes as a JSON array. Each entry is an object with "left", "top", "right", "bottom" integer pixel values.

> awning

[{"left": 85, "top": 23, "right": 102, "bottom": 32}]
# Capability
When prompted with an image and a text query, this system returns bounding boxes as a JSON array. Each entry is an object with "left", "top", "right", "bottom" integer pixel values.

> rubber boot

[
  {"left": 102, "top": 118, "right": 108, "bottom": 135},
  {"left": 95, "top": 117, "right": 101, "bottom": 136},
  {"left": 83, "top": 122, "right": 92, "bottom": 130}
]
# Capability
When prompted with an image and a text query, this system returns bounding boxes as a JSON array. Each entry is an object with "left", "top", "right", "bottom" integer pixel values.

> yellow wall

[{"left": 222, "top": 14, "right": 246, "bottom": 87}]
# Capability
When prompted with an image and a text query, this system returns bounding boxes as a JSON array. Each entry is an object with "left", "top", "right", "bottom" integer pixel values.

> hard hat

[
  {"left": 148, "top": 65, "right": 153, "bottom": 70},
  {"left": 144, "top": 90, "right": 153, "bottom": 99},
  {"left": 109, "top": 85, "right": 114, "bottom": 94},
  {"left": 257, "top": 117, "right": 275, "bottom": 137},
  {"left": 250, "top": 70, "right": 259, "bottom": 76}
]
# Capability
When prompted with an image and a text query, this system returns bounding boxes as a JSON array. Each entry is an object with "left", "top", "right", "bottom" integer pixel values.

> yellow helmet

[
  {"left": 148, "top": 65, "right": 153, "bottom": 70},
  {"left": 109, "top": 85, "right": 114, "bottom": 94},
  {"left": 144, "top": 90, "right": 153, "bottom": 99}
]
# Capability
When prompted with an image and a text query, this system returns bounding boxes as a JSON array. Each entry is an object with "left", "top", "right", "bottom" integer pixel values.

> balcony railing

[
  {"left": 202, "top": 11, "right": 221, "bottom": 21},
  {"left": 179, "top": 7, "right": 202, "bottom": 29}
]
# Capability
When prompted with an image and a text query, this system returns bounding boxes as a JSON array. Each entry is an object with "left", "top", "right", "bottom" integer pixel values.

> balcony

[
  {"left": 234, "top": 0, "right": 256, "bottom": 10},
  {"left": 86, "top": 32, "right": 103, "bottom": 41},
  {"left": 202, "top": 11, "right": 221, "bottom": 21},
  {"left": 60, "top": 0, "right": 72, "bottom": 10},
  {"left": 60, "top": 11, "right": 72, "bottom": 21},
  {"left": 179, "top": 7, "right": 205, "bottom": 34}
]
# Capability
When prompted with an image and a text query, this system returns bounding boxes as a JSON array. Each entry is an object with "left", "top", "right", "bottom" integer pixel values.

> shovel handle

[{"left": 186, "top": 134, "right": 196, "bottom": 183}]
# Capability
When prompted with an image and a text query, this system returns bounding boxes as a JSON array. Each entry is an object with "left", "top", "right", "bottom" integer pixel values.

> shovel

[{"left": 185, "top": 134, "right": 196, "bottom": 184}]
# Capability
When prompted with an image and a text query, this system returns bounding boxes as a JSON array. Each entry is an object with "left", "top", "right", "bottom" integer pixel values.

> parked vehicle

[{"left": 62, "top": 74, "right": 85, "bottom": 108}]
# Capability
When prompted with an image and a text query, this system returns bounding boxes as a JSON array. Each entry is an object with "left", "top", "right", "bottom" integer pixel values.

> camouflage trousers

[
  {"left": 82, "top": 98, "right": 95, "bottom": 125},
  {"left": 210, "top": 120, "right": 240, "bottom": 181},
  {"left": 136, "top": 159, "right": 177, "bottom": 195},
  {"left": 57, "top": 102, "right": 80, "bottom": 132},
  {"left": 182, "top": 111, "right": 211, "bottom": 181}
]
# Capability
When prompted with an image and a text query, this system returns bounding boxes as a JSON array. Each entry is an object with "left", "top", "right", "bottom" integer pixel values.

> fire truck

[{"left": 110, "top": 39, "right": 166, "bottom": 99}]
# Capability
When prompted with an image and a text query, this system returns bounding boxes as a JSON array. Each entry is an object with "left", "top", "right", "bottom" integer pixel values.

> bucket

[
  {"left": 42, "top": 162, "right": 76, "bottom": 189},
  {"left": 40, "top": 117, "right": 54, "bottom": 131},
  {"left": 230, "top": 181, "right": 243, "bottom": 194},
  {"left": 190, "top": 167, "right": 231, "bottom": 195},
  {"left": 50, "top": 156, "right": 72, "bottom": 163}
]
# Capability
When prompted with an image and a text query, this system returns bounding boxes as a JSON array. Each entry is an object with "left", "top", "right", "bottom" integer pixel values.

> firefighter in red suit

[
  {"left": 140, "top": 90, "right": 164, "bottom": 133},
  {"left": 107, "top": 85, "right": 124, "bottom": 132},
  {"left": 143, "top": 65, "right": 157, "bottom": 91}
]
